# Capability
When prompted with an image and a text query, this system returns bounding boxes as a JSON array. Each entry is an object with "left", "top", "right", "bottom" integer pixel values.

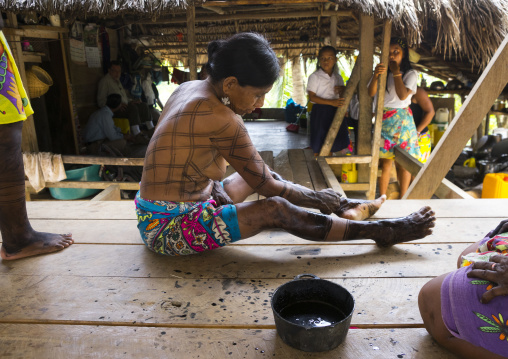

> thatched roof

[
  {"left": 0, "top": 0, "right": 191, "bottom": 18},
  {"left": 2, "top": 0, "right": 507, "bottom": 80}
]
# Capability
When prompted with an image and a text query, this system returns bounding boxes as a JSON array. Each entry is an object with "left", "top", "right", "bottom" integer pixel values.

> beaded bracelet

[{"left": 393, "top": 73, "right": 402, "bottom": 77}]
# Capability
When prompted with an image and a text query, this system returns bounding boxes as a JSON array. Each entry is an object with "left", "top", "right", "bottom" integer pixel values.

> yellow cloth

[{"left": 0, "top": 31, "right": 33, "bottom": 124}]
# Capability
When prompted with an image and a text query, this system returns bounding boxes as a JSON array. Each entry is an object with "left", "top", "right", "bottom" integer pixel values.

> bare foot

[
  {"left": 373, "top": 206, "right": 436, "bottom": 247},
  {"left": 0, "top": 232, "right": 73, "bottom": 260},
  {"left": 338, "top": 195, "right": 387, "bottom": 221}
]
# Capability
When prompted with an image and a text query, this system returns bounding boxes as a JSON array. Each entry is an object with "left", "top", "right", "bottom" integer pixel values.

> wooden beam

[
  {"left": 325, "top": 156, "right": 372, "bottom": 164},
  {"left": 91, "top": 185, "right": 121, "bottom": 201},
  {"left": 330, "top": 15, "right": 337, "bottom": 48},
  {"left": 61, "top": 156, "right": 144, "bottom": 166},
  {"left": 186, "top": 5, "right": 198, "bottom": 81},
  {"left": 405, "top": 35, "right": 508, "bottom": 199},
  {"left": 367, "top": 20, "right": 391, "bottom": 199},
  {"left": 25, "top": 181, "right": 139, "bottom": 191},
  {"left": 59, "top": 33, "right": 79, "bottom": 154},
  {"left": 317, "top": 157, "right": 346, "bottom": 197},
  {"left": 319, "top": 58, "right": 361, "bottom": 156},
  {"left": 393, "top": 147, "right": 473, "bottom": 199},
  {"left": 133, "top": 10, "right": 353, "bottom": 25},
  {"left": 358, "top": 14, "right": 374, "bottom": 183}
]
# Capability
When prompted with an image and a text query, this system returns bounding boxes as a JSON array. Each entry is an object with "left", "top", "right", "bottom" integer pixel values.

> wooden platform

[{"left": 2, "top": 198, "right": 508, "bottom": 358}]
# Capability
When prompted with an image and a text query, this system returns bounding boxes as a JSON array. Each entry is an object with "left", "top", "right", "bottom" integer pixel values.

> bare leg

[
  {"left": 235, "top": 196, "right": 435, "bottom": 246},
  {"left": 222, "top": 172, "right": 255, "bottom": 204},
  {"left": 418, "top": 274, "right": 505, "bottom": 359},
  {"left": 0, "top": 122, "right": 73, "bottom": 260},
  {"left": 396, "top": 162, "right": 412, "bottom": 199},
  {"left": 379, "top": 158, "right": 392, "bottom": 196}
]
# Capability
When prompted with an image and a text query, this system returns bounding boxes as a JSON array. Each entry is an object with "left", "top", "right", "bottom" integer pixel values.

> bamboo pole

[
  {"left": 186, "top": 5, "right": 198, "bottom": 80},
  {"left": 367, "top": 20, "right": 391, "bottom": 199}
]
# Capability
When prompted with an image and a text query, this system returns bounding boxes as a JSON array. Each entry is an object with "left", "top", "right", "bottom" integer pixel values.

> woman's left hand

[
  {"left": 211, "top": 181, "right": 233, "bottom": 206},
  {"left": 317, "top": 189, "right": 342, "bottom": 215},
  {"left": 467, "top": 254, "right": 508, "bottom": 303}
]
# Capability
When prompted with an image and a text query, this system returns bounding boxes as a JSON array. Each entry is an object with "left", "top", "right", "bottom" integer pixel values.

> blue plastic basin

[{"left": 49, "top": 165, "right": 102, "bottom": 200}]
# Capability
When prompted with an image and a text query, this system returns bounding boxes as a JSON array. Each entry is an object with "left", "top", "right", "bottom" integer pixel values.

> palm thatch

[{"left": 0, "top": 0, "right": 192, "bottom": 19}]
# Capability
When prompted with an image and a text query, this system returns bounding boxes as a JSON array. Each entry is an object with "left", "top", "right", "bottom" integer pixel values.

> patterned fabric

[
  {"left": 441, "top": 233, "right": 508, "bottom": 357},
  {"left": 417, "top": 132, "right": 431, "bottom": 163},
  {"left": 0, "top": 32, "right": 33, "bottom": 124},
  {"left": 379, "top": 107, "right": 420, "bottom": 160},
  {"left": 135, "top": 192, "right": 241, "bottom": 256}
]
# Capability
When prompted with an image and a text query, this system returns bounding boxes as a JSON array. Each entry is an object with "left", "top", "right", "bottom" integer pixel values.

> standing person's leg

[
  {"left": 136, "top": 102, "right": 155, "bottom": 135},
  {"left": 0, "top": 122, "right": 73, "bottom": 260},
  {"left": 396, "top": 163, "right": 412, "bottom": 198},
  {"left": 309, "top": 107, "right": 321, "bottom": 156},
  {"left": 379, "top": 158, "right": 393, "bottom": 196}
]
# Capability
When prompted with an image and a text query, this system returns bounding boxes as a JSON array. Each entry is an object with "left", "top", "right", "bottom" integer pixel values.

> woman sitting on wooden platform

[
  {"left": 135, "top": 32, "right": 436, "bottom": 256},
  {"left": 419, "top": 219, "right": 508, "bottom": 359}
]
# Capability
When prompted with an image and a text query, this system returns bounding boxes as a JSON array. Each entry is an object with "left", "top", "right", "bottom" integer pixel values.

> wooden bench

[{"left": 2, "top": 198, "right": 507, "bottom": 357}]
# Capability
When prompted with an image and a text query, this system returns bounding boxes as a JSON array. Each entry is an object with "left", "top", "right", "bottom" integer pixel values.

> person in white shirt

[
  {"left": 368, "top": 37, "right": 420, "bottom": 199},
  {"left": 307, "top": 46, "right": 348, "bottom": 156},
  {"left": 97, "top": 61, "right": 154, "bottom": 136}
]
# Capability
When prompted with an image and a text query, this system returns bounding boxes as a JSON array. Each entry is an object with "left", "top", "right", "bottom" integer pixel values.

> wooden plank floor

[{"left": 2, "top": 198, "right": 508, "bottom": 358}]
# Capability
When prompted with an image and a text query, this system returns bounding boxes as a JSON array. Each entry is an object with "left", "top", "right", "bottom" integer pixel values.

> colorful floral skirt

[
  {"left": 441, "top": 233, "right": 508, "bottom": 356},
  {"left": 379, "top": 107, "right": 420, "bottom": 160},
  {"left": 135, "top": 192, "right": 241, "bottom": 256}
]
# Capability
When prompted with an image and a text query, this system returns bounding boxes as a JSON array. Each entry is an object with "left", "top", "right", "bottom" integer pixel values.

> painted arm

[{"left": 213, "top": 115, "right": 345, "bottom": 215}]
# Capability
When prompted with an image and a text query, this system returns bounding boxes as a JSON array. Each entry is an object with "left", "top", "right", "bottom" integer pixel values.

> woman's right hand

[
  {"left": 330, "top": 98, "right": 345, "bottom": 108},
  {"left": 487, "top": 219, "right": 508, "bottom": 238},
  {"left": 374, "top": 63, "right": 386, "bottom": 78},
  {"left": 468, "top": 255, "right": 508, "bottom": 303}
]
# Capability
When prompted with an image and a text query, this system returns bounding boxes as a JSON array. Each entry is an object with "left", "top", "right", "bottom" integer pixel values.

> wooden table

[{"left": 1, "top": 199, "right": 507, "bottom": 358}]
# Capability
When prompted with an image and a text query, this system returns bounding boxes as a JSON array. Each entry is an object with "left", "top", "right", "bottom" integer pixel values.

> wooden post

[
  {"left": 330, "top": 15, "right": 337, "bottom": 48},
  {"left": 60, "top": 33, "right": 80, "bottom": 154},
  {"left": 404, "top": 35, "right": 508, "bottom": 199},
  {"left": 5, "top": 13, "right": 39, "bottom": 153},
  {"left": 319, "top": 59, "right": 361, "bottom": 156},
  {"left": 358, "top": 14, "right": 374, "bottom": 183},
  {"left": 186, "top": 5, "right": 198, "bottom": 80},
  {"left": 367, "top": 20, "right": 391, "bottom": 199}
]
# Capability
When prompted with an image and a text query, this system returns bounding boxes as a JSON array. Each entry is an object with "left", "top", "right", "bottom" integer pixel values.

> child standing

[
  {"left": 307, "top": 46, "right": 349, "bottom": 156},
  {"left": 368, "top": 37, "right": 420, "bottom": 198}
]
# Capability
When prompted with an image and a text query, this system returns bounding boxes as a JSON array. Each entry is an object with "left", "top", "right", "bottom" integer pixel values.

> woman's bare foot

[
  {"left": 372, "top": 206, "right": 435, "bottom": 247},
  {"left": 337, "top": 195, "right": 387, "bottom": 221},
  {"left": 0, "top": 232, "right": 73, "bottom": 260}
]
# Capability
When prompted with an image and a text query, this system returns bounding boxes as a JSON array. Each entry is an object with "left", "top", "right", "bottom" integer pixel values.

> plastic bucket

[
  {"left": 271, "top": 274, "right": 355, "bottom": 352},
  {"left": 49, "top": 165, "right": 102, "bottom": 200}
]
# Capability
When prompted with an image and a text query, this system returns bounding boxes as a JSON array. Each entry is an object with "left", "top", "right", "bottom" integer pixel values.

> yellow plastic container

[
  {"left": 481, "top": 173, "right": 508, "bottom": 198},
  {"left": 341, "top": 163, "right": 358, "bottom": 183},
  {"left": 113, "top": 117, "right": 130, "bottom": 135}
]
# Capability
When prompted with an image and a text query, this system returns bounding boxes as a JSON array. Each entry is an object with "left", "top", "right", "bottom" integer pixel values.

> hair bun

[{"left": 207, "top": 40, "right": 225, "bottom": 58}]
